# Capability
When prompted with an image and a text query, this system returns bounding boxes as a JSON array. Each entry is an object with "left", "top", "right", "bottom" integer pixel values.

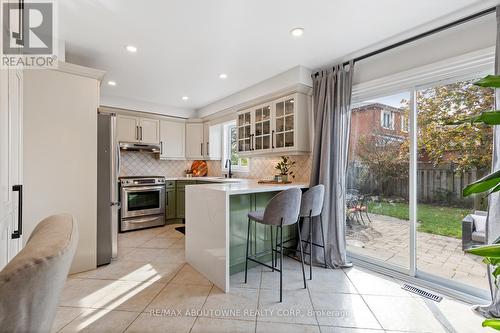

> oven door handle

[
  {"left": 122, "top": 186, "right": 165, "bottom": 192},
  {"left": 126, "top": 216, "right": 162, "bottom": 224}
]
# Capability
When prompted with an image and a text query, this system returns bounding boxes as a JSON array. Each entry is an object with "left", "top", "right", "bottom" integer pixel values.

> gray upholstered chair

[
  {"left": 299, "top": 184, "right": 327, "bottom": 279},
  {"left": 245, "top": 188, "right": 305, "bottom": 302},
  {"left": 462, "top": 210, "right": 487, "bottom": 250},
  {"left": 0, "top": 214, "right": 78, "bottom": 332}
]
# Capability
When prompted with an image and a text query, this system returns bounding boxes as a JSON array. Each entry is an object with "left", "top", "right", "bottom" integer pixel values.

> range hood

[{"left": 119, "top": 142, "right": 160, "bottom": 153}]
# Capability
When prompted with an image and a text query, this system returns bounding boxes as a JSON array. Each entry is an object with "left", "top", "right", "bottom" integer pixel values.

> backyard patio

[{"left": 346, "top": 213, "right": 489, "bottom": 290}]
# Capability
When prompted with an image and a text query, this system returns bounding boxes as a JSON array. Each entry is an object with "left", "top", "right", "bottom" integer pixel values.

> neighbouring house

[{"left": 349, "top": 102, "right": 408, "bottom": 161}]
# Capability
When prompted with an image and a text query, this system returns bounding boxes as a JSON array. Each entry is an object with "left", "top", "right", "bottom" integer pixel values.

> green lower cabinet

[
  {"left": 229, "top": 192, "right": 296, "bottom": 274},
  {"left": 176, "top": 189, "right": 185, "bottom": 219},
  {"left": 165, "top": 188, "right": 176, "bottom": 220},
  {"left": 176, "top": 180, "right": 196, "bottom": 219}
]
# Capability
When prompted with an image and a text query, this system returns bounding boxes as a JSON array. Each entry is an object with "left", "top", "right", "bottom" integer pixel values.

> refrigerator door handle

[{"left": 116, "top": 143, "right": 121, "bottom": 177}]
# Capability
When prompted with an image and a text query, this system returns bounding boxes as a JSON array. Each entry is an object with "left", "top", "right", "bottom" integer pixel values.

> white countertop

[
  {"left": 185, "top": 179, "right": 309, "bottom": 195},
  {"left": 163, "top": 176, "right": 245, "bottom": 183}
]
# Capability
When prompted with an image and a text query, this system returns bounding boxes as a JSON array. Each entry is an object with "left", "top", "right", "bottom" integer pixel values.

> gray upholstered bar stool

[
  {"left": 244, "top": 187, "right": 306, "bottom": 302},
  {"left": 299, "top": 184, "right": 327, "bottom": 280}
]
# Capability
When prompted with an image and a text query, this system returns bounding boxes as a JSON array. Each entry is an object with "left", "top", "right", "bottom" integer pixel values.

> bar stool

[
  {"left": 244, "top": 188, "right": 306, "bottom": 302},
  {"left": 299, "top": 184, "right": 327, "bottom": 279}
]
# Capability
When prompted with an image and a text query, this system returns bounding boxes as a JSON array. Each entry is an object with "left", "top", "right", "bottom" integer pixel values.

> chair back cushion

[
  {"left": 299, "top": 184, "right": 325, "bottom": 217},
  {"left": 0, "top": 214, "right": 78, "bottom": 333},
  {"left": 472, "top": 214, "right": 487, "bottom": 233},
  {"left": 263, "top": 188, "right": 302, "bottom": 226}
]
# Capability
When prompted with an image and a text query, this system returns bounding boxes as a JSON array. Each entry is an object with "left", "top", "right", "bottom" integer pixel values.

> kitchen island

[{"left": 185, "top": 180, "right": 308, "bottom": 292}]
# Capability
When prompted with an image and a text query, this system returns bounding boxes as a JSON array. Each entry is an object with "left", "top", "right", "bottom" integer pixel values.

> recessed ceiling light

[
  {"left": 108, "top": 81, "right": 116, "bottom": 86},
  {"left": 219, "top": 73, "right": 228, "bottom": 79},
  {"left": 125, "top": 45, "right": 137, "bottom": 53},
  {"left": 290, "top": 27, "right": 304, "bottom": 37},
  {"left": 182, "top": 96, "right": 189, "bottom": 101}
]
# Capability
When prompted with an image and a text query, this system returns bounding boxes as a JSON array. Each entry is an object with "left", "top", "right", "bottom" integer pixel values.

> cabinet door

[
  {"left": 176, "top": 189, "right": 185, "bottom": 219},
  {"left": 237, "top": 111, "right": 253, "bottom": 153},
  {"left": 160, "top": 120, "right": 185, "bottom": 159},
  {"left": 203, "top": 122, "right": 210, "bottom": 159},
  {"left": 139, "top": 118, "right": 159, "bottom": 144},
  {"left": 273, "top": 97, "right": 295, "bottom": 150},
  {"left": 165, "top": 189, "right": 176, "bottom": 220},
  {"left": 253, "top": 105, "right": 272, "bottom": 153},
  {"left": 207, "top": 124, "right": 222, "bottom": 160},
  {"left": 0, "top": 69, "right": 23, "bottom": 269},
  {"left": 185, "top": 123, "right": 204, "bottom": 159},
  {"left": 117, "top": 115, "right": 139, "bottom": 143}
]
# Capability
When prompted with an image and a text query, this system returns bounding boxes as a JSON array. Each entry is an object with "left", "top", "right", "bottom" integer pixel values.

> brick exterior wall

[{"left": 349, "top": 103, "right": 407, "bottom": 161}]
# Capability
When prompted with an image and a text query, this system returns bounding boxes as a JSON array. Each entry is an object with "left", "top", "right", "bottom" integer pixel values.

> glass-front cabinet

[
  {"left": 253, "top": 104, "right": 272, "bottom": 152},
  {"left": 237, "top": 111, "right": 252, "bottom": 153},
  {"left": 274, "top": 97, "right": 295, "bottom": 149},
  {"left": 236, "top": 92, "right": 310, "bottom": 156}
]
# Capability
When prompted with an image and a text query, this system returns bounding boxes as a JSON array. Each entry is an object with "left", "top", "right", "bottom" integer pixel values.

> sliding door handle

[{"left": 12, "top": 185, "right": 22, "bottom": 239}]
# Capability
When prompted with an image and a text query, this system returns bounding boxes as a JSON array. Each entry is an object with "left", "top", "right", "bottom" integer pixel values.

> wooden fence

[{"left": 347, "top": 162, "right": 486, "bottom": 208}]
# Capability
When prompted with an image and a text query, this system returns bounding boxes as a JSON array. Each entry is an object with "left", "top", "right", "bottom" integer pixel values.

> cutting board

[
  {"left": 191, "top": 160, "right": 208, "bottom": 177},
  {"left": 257, "top": 180, "right": 292, "bottom": 184}
]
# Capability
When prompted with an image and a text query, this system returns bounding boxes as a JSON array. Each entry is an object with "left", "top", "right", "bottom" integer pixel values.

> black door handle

[{"left": 12, "top": 185, "right": 22, "bottom": 239}]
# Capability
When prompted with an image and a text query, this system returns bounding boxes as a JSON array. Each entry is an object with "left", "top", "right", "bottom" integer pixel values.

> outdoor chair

[{"left": 462, "top": 210, "right": 487, "bottom": 251}]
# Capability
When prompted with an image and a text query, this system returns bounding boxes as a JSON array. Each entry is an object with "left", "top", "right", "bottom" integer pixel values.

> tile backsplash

[
  {"left": 228, "top": 155, "right": 312, "bottom": 182},
  {"left": 120, "top": 151, "right": 312, "bottom": 183}
]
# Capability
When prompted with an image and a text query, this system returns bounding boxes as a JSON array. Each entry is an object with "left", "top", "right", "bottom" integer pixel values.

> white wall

[{"left": 23, "top": 69, "right": 99, "bottom": 274}]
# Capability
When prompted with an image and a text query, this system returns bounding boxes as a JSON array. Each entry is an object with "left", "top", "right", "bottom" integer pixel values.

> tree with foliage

[
  {"left": 413, "top": 79, "right": 494, "bottom": 172},
  {"left": 356, "top": 132, "right": 409, "bottom": 196}
]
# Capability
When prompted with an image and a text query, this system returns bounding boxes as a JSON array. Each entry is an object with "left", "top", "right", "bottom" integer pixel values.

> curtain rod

[{"left": 314, "top": 6, "right": 497, "bottom": 76}]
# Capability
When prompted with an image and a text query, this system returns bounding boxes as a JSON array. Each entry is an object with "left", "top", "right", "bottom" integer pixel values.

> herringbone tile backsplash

[{"left": 120, "top": 151, "right": 312, "bottom": 182}]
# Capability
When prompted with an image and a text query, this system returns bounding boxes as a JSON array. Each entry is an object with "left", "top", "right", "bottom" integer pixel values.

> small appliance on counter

[{"left": 119, "top": 176, "right": 166, "bottom": 232}]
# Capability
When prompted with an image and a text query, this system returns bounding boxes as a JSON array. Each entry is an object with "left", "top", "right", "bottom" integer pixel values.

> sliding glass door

[
  {"left": 415, "top": 77, "right": 493, "bottom": 292},
  {"left": 346, "top": 73, "right": 493, "bottom": 296},
  {"left": 347, "top": 91, "right": 411, "bottom": 272}
]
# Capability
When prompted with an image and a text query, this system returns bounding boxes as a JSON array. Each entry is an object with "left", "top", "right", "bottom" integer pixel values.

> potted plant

[
  {"left": 275, "top": 156, "right": 296, "bottom": 182},
  {"left": 449, "top": 75, "right": 500, "bottom": 331}
]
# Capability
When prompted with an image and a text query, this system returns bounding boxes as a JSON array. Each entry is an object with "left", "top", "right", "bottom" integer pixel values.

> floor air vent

[{"left": 401, "top": 283, "right": 443, "bottom": 302}]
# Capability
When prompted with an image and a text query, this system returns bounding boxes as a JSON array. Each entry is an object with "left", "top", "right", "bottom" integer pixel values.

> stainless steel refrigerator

[{"left": 97, "top": 111, "right": 120, "bottom": 265}]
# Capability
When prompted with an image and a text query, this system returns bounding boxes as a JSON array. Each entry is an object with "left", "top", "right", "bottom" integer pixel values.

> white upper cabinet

[
  {"left": 116, "top": 115, "right": 139, "bottom": 143},
  {"left": 185, "top": 123, "right": 204, "bottom": 160},
  {"left": 159, "top": 120, "right": 185, "bottom": 160},
  {"left": 139, "top": 118, "right": 160, "bottom": 144},
  {"left": 117, "top": 115, "right": 159, "bottom": 144},
  {"left": 237, "top": 92, "right": 310, "bottom": 156},
  {"left": 203, "top": 123, "right": 222, "bottom": 160}
]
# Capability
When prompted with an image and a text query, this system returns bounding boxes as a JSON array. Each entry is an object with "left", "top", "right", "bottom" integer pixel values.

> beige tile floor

[{"left": 53, "top": 223, "right": 494, "bottom": 333}]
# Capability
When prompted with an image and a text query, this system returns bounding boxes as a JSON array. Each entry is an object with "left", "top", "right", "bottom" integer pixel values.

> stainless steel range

[{"left": 119, "top": 176, "right": 166, "bottom": 232}]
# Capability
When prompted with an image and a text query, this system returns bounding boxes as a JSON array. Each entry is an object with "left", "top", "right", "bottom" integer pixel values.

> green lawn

[{"left": 367, "top": 202, "right": 471, "bottom": 238}]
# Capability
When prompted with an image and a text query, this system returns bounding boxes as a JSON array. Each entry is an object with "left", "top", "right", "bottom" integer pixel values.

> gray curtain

[
  {"left": 302, "top": 61, "right": 354, "bottom": 268},
  {"left": 475, "top": 5, "right": 500, "bottom": 318}
]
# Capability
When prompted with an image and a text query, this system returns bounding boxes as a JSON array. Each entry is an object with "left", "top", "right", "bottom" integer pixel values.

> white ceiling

[{"left": 59, "top": 0, "right": 499, "bottom": 118}]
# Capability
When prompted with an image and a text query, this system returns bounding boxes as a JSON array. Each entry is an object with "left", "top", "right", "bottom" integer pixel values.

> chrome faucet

[{"left": 225, "top": 159, "right": 233, "bottom": 178}]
